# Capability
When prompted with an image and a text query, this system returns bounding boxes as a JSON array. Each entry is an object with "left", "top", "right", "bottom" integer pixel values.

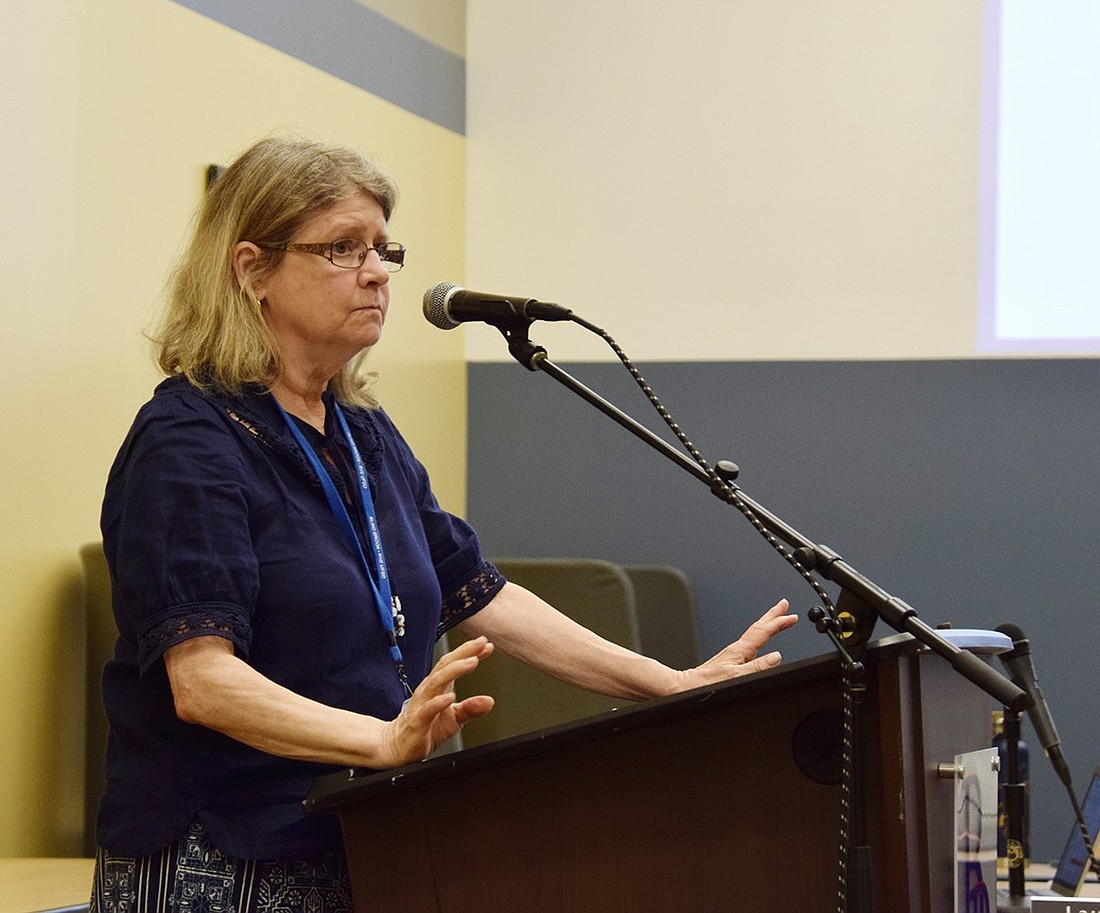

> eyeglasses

[{"left": 257, "top": 238, "right": 406, "bottom": 273}]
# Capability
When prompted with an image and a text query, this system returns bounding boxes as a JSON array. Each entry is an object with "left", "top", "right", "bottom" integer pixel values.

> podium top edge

[{"left": 304, "top": 634, "right": 937, "bottom": 813}]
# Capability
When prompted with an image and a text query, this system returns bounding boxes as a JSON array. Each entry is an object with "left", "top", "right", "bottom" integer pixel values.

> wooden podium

[{"left": 306, "top": 634, "right": 995, "bottom": 913}]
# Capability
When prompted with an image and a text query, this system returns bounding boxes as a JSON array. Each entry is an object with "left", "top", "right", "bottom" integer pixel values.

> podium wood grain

[{"left": 310, "top": 637, "right": 992, "bottom": 913}]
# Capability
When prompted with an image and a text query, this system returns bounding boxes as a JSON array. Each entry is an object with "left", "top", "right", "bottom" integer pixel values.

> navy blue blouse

[{"left": 97, "top": 376, "right": 504, "bottom": 859}]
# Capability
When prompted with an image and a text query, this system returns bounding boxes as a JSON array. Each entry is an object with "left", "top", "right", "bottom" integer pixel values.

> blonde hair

[{"left": 154, "top": 135, "right": 399, "bottom": 407}]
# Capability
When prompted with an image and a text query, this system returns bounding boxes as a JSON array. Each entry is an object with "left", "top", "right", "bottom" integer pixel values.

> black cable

[{"left": 574, "top": 315, "right": 837, "bottom": 616}]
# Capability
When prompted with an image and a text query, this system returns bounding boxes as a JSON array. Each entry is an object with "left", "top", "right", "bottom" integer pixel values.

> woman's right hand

[
  {"left": 164, "top": 633, "right": 495, "bottom": 770},
  {"left": 377, "top": 636, "right": 495, "bottom": 768}
]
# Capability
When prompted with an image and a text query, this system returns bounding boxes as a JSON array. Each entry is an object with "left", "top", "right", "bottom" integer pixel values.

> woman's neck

[{"left": 270, "top": 373, "right": 330, "bottom": 434}]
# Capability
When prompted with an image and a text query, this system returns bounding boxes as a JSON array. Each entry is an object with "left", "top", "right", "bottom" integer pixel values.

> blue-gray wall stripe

[
  {"left": 467, "top": 357, "right": 1100, "bottom": 863},
  {"left": 170, "top": 0, "right": 465, "bottom": 135}
]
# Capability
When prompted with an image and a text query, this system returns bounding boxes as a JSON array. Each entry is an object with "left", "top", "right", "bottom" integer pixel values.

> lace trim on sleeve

[
  {"left": 138, "top": 602, "right": 252, "bottom": 675},
  {"left": 438, "top": 561, "right": 506, "bottom": 637}
]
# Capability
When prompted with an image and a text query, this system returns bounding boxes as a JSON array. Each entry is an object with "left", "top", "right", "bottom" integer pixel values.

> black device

[{"left": 1051, "top": 766, "right": 1100, "bottom": 897}]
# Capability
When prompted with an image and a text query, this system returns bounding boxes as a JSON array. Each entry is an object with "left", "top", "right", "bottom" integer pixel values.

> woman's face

[{"left": 253, "top": 192, "right": 392, "bottom": 374}]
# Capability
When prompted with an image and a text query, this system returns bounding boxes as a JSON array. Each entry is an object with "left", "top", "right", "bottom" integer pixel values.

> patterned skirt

[{"left": 89, "top": 821, "right": 354, "bottom": 913}]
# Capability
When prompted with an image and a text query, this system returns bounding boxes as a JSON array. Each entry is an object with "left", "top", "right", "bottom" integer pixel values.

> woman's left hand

[{"left": 671, "top": 598, "right": 798, "bottom": 694}]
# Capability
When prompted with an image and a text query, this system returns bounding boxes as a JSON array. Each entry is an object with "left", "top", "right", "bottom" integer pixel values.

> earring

[{"left": 241, "top": 288, "right": 263, "bottom": 316}]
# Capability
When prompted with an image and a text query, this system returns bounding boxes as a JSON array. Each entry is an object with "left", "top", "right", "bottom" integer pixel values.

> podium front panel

[{"left": 309, "top": 638, "right": 993, "bottom": 913}]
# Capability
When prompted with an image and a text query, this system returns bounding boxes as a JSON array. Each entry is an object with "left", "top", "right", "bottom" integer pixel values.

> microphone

[
  {"left": 423, "top": 282, "right": 573, "bottom": 330},
  {"left": 995, "top": 622, "right": 1072, "bottom": 788}
]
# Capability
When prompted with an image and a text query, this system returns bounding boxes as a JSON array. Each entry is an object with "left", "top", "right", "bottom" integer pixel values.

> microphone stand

[
  {"left": 488, "top": 314, "right": 1027, "bottom": 912},
  {"left": 1000, "top": 707, "right": 1029, "bottom": 912},
  {"left": 494, "top": 318, "right": 1028, "bottom": 711}
]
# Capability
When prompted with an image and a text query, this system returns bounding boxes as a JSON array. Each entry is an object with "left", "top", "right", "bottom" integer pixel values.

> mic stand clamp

[{"left": 489, "top": 317, "right": 546, "bottom": 371}]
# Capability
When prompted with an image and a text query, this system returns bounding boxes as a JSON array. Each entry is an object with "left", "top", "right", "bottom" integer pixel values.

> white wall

[{"left": 466, "top": 1, "right": 984, "bottom": 362}]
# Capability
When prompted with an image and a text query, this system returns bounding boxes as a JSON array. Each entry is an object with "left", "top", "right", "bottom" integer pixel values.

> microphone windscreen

[{"left": 423, "top": 282, "right": 460, "bottom": 330}]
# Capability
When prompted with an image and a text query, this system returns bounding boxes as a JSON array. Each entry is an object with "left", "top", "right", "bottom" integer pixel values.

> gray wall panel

[
  {"left": 468, "top": 357, "right": 1100, "bottom": 862},
  {"left": 172, "top": 0, "right": 465, "bottom": 133}
]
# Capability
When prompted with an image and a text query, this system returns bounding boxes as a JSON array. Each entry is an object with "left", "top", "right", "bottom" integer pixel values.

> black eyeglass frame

[{"left": 255, "top": 239, "right": 406, "bottom": 272}]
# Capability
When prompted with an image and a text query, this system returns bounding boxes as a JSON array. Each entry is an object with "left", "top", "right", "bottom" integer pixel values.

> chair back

[
  {"left": 622, "top": 564, "right": 700, "bottom": 670},
  {"left": 454, "top": 558, "right": 640, "bottom": 748}
]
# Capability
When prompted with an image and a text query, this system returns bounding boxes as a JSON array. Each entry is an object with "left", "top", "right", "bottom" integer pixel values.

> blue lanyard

[{"left": 274, "top": 398, "right": 411, "bottom": 697}]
